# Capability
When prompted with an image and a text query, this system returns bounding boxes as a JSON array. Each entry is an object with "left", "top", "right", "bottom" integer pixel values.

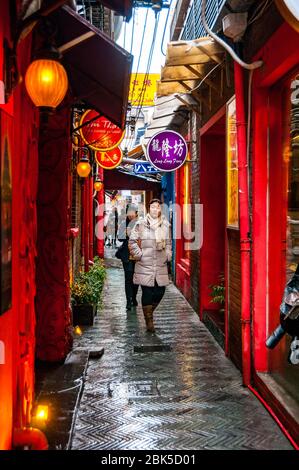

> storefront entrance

[{"left": 199, "top": 108, "right": 226, "bottom": 349}]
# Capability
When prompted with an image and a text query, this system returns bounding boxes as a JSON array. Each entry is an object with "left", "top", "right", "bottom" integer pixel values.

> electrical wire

[
  {"left": 124, "top": 9, "right": 149, "bottom": 148},
  {"left": 129, "top": 9, "right": 150, "bottom": 107},
  {"left": 123, "top": 18, "right": 127, "bottom": 49},
  {"left": 201, "top": 0, "right": 263, "bottom": 70},
  {"left": 161, "top": 0, "right": 173, "bottom": 56},
  {"left": 247, "top": 0, "right": 273, "bottom": 26},
  {"left": 188, "top": 61, "right": 223, "bottom": 93},
  {"left": 127, "top": 11, "right": 160, "bottom": 150},
  {"left": 130, "top": 7, "right": 136, "bottom": 54},
  {"left": 134, "top": 14, "right": 160, "bottom": 126}
]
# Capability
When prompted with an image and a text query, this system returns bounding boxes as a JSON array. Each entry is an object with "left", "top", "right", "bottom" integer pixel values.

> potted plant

[
  {"left": 71, "top": 257, "right": 106, "bottom": 325},
  {"left": 209, "top": 274, "right": 225, "bottom": 313}
]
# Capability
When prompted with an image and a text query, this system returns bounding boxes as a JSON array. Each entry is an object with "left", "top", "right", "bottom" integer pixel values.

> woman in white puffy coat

[{"left": 128, "top": 199, "right": 172, "bottom": 333}]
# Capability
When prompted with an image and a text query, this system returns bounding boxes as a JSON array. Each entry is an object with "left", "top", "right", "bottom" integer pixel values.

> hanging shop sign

[
  {"left": 128, "top": 73, "right": 160, "bottom": 107},
  {"left": 95, "top": 146, "right": 123, "bottom": 170},
  {"left": 133, "top": 162, "right": 159, "bottom": 174},
  {"left": 147, "top": 130, "right": 188, "bottom": 172},
  {"left": 79, "top": 109, "right": 125, "bottom": 151}
]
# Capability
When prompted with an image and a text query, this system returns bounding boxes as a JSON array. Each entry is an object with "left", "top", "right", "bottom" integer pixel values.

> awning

[
  {"left": 49, "top": 5, "right": 133, "bottom": 128},
  {"left": 142, "top": 94, "right": 195, "bottom": 146},
  {"left": 157, "top": 37, "right": 225, "bottom": 100}
]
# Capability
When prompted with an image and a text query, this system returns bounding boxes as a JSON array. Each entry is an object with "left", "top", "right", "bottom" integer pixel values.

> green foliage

[
  {"left": 71, "top": 257, "right": 106, "bottom": 306},
  {"left": 209, "top": 274, "right": 225, "bottom": 306}
]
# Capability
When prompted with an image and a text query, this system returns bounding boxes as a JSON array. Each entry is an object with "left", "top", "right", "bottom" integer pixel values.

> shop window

[
  {"left": 226, "top": 97, "right": 239, "bottom": 229},
  {"left": 269, "top": 73, "right": 299, "bottom": 403},
  {"left": 180, "top": 158, "right": 191, "bottom": 263}
]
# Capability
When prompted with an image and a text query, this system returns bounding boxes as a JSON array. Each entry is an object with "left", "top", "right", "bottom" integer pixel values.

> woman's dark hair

[
  {"left": 126, "top": 204, "right": 138, "bottom": 214},
  {"left": 149, "top": 198, "right": 161, "bottom": 207}
]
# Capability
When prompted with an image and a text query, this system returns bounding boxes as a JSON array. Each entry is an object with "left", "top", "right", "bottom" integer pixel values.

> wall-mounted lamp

[
  {"left": 24, "top": 19, "right": 68, "bottom": 113},
  {"left": 77, "top": 155, "right": 91, "bottom": 177},
  {"left": 94, "top": 177, "right": 103, "bottom": 192},
  {"left": 25, "top": 57, "right": 68, "bottom": 111}
]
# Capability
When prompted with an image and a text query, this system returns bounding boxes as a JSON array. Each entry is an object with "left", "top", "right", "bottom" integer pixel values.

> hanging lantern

[
  {"left": 25, "top": 59, "right": 68, "bottom": 109},
  {"left": 94, "top": 179, "right": 103, "bottom": 191},
  {"left": 77, "top": 156, "right": 91, "bottom": 178}
]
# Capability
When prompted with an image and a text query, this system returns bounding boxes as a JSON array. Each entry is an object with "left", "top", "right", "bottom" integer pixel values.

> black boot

[{"left": 126, "top": 300, "right": 133, "bottom": 310}]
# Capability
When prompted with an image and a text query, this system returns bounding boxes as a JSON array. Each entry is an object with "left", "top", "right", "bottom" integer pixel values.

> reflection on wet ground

[{"left": 71, "top": 252, "right": 292, "bottom": 450}]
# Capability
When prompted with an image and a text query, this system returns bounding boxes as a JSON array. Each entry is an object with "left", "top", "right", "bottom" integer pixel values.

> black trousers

[
  {"left": 141, "top": 281, "right": 165, "bottom": 307},
  {"left": 122, "top": 261, "right": 138, "bottom": 303}
]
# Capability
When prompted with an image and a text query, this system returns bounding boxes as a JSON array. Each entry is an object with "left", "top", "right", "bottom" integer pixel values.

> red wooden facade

[
  {"left": 0, "top": 0, "right": 39, "bottom": 449},
  {"left": 173, "top": 19, "right": 299, "bottom": 445}
]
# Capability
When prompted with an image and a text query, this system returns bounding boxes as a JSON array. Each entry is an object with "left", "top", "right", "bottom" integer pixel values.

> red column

[
  {"left": 81, "top": 176, "right": 85, "bottom": 264},
  {"left": 84, "top": 178, "right": 89, "bottom": 272},
  {"left": 35, "top": 104, "right": 73, "bottom": 362},
  {"left": 89, "top": 175, "right": 94, "bottom": 261},
  {"left": 234, "top": 62, "right": 251, "bottom": 386},
  {"left": 96, "top": 167, "right": 104, "bottom": 258}
]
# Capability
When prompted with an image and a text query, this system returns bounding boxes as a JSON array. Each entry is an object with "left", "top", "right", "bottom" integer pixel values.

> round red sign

[
  {"left": 79, "top": 109, "right": 125, "bottom": 151},
  {"left": 95, "top": 147, "right": 123, "bottom": 170}
]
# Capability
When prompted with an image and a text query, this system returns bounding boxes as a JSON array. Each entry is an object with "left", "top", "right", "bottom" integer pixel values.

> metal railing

[{"left": 176, "top": 0, "right": 226, "bottom": 40}]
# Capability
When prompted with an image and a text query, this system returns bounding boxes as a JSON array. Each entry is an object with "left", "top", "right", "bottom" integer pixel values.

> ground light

[
  {"left": 35, "top": 405, "right": 49, "bottom": 422},
  {"left": 74, "top": 326, "right": 83, "bottom": 336}
]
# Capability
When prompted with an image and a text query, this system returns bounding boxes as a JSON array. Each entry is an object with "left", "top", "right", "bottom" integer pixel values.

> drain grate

[{"left": 134, "top": 344, "right": 172, "bottom": 353}]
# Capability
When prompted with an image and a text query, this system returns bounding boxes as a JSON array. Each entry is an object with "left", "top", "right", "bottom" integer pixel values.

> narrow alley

[
  {"left": 70, "top": 251, "right": 292, "bottom": 450},
  {"left": 1, "top": 0, "right": 299, "bottom": 457}
]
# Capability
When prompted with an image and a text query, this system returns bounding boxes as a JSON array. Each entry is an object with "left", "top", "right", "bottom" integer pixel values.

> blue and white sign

[{"left": 133, "top": 162, "right": 159, "bottom": 174}]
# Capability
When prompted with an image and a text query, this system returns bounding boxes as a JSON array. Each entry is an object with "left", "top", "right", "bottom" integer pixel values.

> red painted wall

[
  {"left": 252, "top": 22, "right": 299, "bottom": 372},
  {"left": 0, "top": 0, "right": 39, "bottom": 449},
  {"left": 251, "top": 22, "right": 299, "bottom": 442}
]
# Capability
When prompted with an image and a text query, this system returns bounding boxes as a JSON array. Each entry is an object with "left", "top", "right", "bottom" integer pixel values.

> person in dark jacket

[{"left": 117, "top": 204, "right": 139, "bottom": 310}]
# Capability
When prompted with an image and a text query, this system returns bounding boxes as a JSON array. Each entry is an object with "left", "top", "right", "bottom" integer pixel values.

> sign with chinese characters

[
  {"left": 79, "top": 109, "right": 125, "bottom": 151},
  {"left": 128, "top": 74, "right": 160, "bottom": 107},
  {"left": 133, "top": 162, "right": 159, "bottom": 174},
  {"left": 147, "top": 130, "right": 188, "bottom": 172},
  {"left": 226, "top": 97, "right": 239, "bottom": 228},
  {"left": 95, "top": 147, "right": 122, "bottom": 170}
]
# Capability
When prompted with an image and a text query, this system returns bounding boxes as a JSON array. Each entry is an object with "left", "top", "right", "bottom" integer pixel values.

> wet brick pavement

[{"left": 71, "top": 252, "right": 292, "bottom": 450}]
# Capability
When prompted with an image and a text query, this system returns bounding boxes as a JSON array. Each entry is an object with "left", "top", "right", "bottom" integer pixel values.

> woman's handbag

[{"left": 115, "top": 240, "right": 129, "bottom": 261}]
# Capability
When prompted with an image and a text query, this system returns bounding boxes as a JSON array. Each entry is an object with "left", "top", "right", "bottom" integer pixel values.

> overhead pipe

[
  {"left": 234, "top": 62, "right": 252, "bottom": 386},
  {"left": 13, "top": 427, "right": 48, "bottom": 450}
]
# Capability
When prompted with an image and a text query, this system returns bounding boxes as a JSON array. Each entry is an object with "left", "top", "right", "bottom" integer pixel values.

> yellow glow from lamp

[
  {"left": 94, "top": 181, "right": 103, "bottom": 191},
  {"left": 77, "top": 160, "right": 91, "bottom": 177},
  {"left": 25, "top": 59, "right": 68, "bottom": 109},
  {"left": 35, "top": 405, "right": 49, "bottom": 422},
  {"left": 74, "top": 326, "right": 83, "bottom": 336}
]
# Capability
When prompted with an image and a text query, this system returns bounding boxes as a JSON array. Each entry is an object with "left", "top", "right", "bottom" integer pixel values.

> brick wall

[
  {"left": 190, "top": 112, "right": 201, "bottom": 313},
  {"left": 227, "top": 229, "right": 242, "bottom": 370}
]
